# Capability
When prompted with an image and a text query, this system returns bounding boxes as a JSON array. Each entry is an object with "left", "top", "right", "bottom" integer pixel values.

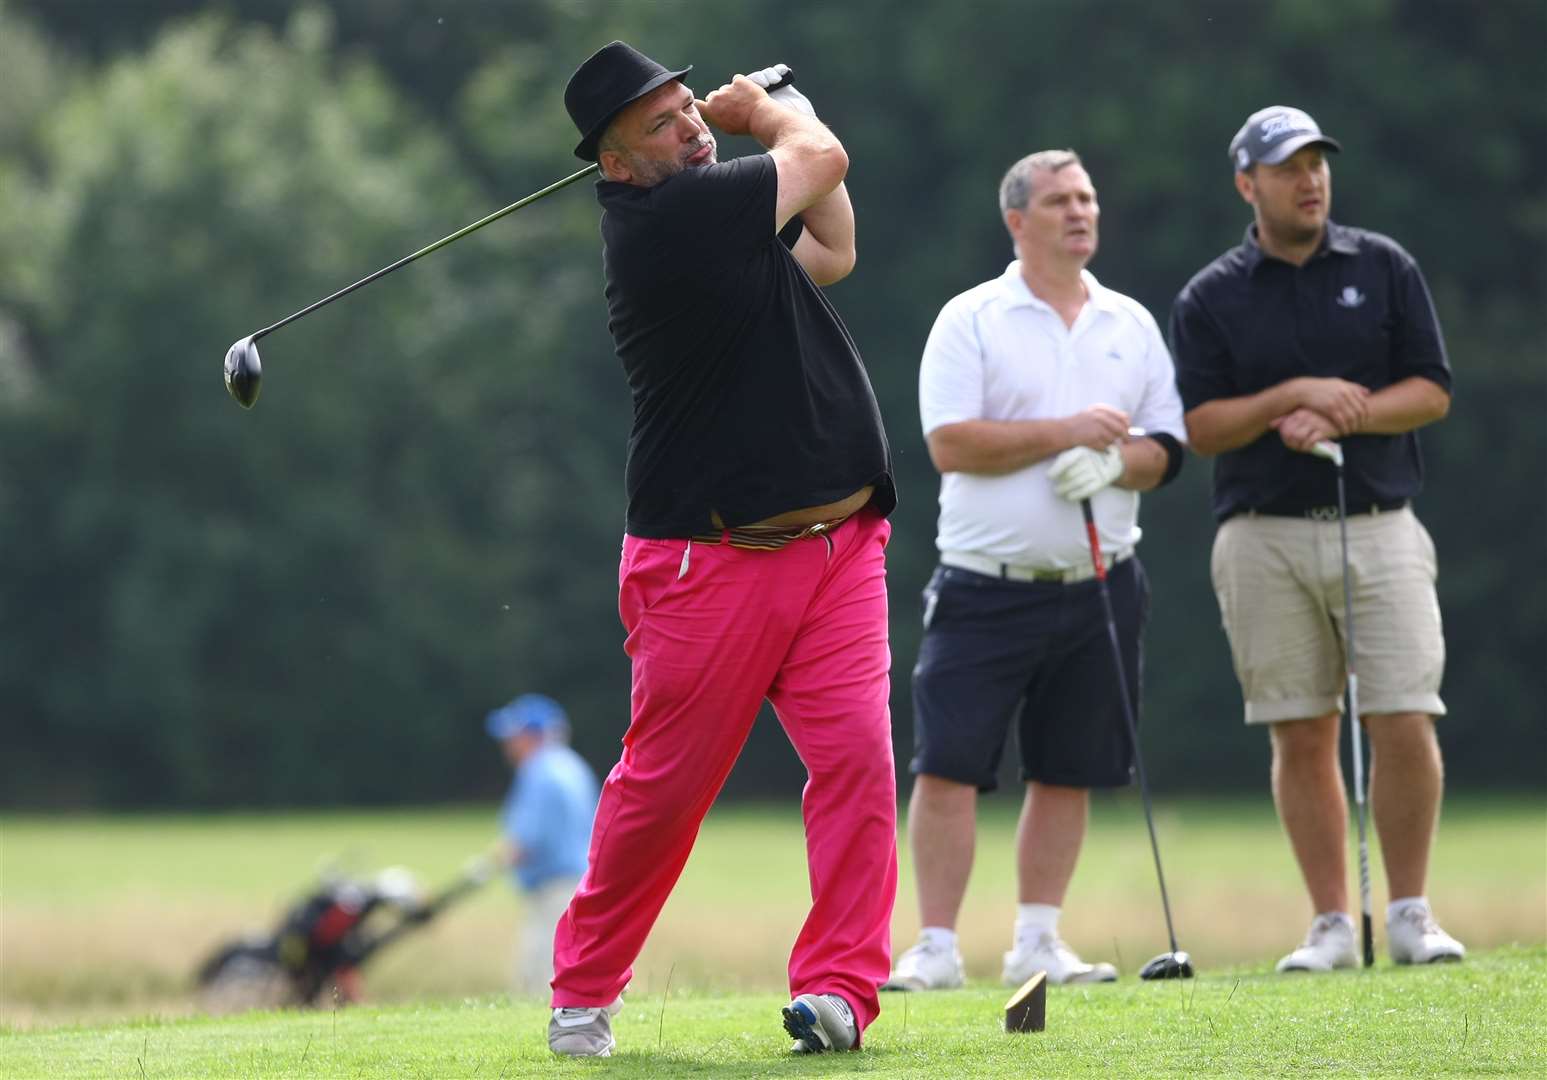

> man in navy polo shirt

[
  {"left": 547, "top": 43, "right": 897, "bottom": 1057},
  {"left": 1170, "top": 106, "right": 1464, "bottom": 973}
]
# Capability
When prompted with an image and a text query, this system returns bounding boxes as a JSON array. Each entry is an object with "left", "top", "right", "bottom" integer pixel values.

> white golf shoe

[
  {"left": 1276, "top": 913, "right": 1358, "bottom": 973},
  {"left": 548, "top": 996, "right": 624, "bottom": 1057},
  {"left": 1002, "top": 934, "right": 1117, "bottom": 985},
  {"left": 881, "top": 936, "right": 966, "bottom": 991},
  {"left": 1388, "top": 903, "right": 1466, "bottom": 965},
  {"left": 783, "top": 992, "right": 857, "bottom": 1053}
]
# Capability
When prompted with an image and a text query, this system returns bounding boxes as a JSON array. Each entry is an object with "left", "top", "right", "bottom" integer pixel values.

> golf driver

[
  {"left": 224, "top": 67, "right": 798, "bottom": 409},
  {"left": 222, "top": 163, "right": 598, "bottom": 408},
  {"left": 1078, "top": 491, "right": 1193, "bottom": 980},
  {"left": 1312, "top": 439, "right": 1376, "bottom": 969}
]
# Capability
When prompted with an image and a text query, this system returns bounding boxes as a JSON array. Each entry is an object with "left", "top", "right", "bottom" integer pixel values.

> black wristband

[{"left": 1147, "top": 432, "right": 1185, "bottom": 487}]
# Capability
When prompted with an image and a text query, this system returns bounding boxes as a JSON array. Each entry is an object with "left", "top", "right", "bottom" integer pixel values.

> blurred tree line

[{"left": 2, "top": 0, "right": 1542, "bottom": 808}]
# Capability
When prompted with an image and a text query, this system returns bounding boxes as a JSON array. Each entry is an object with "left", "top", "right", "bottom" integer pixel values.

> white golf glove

[
  {"left": 1048, "top": 445, "right": 1125, "bottom": 502},
  {"left": 747, "top": 63, "right": 816, "bottom": 117}
]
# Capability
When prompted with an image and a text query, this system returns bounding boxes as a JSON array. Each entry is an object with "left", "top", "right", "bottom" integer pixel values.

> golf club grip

[{"left": 1079, "top": 499, "right": 1107, "bottom": 582}]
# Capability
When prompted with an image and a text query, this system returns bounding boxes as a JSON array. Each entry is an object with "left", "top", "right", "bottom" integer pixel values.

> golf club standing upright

[
  {"left": 1313, "top": 439, "right": 1376, "bottom": 969},
  {"left": 1078, "top": 497, "right": 1193, "bottom": 980}
]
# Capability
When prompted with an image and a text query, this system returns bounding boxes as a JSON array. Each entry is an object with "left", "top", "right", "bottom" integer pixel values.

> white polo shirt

[{"left": 919, "top": 262, "right": 1187, "bottom": 569}]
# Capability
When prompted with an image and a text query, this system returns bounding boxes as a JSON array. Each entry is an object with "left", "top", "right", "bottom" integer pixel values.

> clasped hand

[
  {"left": 699, "top": 64, "right": 815, "bottom": 134},
  {"left": 1048, "top": 445, "right": 1125, "bottom": 502}
]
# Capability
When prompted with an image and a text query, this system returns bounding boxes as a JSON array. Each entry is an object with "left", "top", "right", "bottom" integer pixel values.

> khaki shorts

[{"left": 1211, "top": 506, "right": 1446, "bottom": 725}]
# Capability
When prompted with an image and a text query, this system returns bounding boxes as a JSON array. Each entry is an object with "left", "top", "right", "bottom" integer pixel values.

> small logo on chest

[{"left": 1336, "top": 286, "right": 1366, "bottom": 309}]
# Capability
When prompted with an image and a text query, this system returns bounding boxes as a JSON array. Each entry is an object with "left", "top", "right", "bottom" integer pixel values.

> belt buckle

[
  {"left": 1306, "top": 506, "right": 1338, "bottom": 522},
  {"left": 1029, "top": 568, "right": 1067, "bottom": 584}
]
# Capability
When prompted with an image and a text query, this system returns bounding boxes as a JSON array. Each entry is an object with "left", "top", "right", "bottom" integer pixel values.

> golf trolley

[{"left": 195, "top": 856, "right": 495, "bottom": 1013}]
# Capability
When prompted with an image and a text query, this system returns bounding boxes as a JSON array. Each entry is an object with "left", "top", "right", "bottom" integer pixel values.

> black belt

[{"left": 1238, "top": 497, "right": 1409, "bottom": 522}]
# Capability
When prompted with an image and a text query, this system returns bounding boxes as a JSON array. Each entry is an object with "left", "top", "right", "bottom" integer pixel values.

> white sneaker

[
  {"left": 548, "top": 996, "right": 624, "bottom": 1057},
  {"left": 1002, "top": 934, "right": 1117, "bottom": 985},
  {"left": 881, "top": 936, "right": 966, "bottom": 991},
  {"left": 1276, "top": 913, "right": 1358, "bottom": 973},
  {"left": 782, "top": 993, "right": 857, "bottom": 1053},
  {"left": 1388, "top": 903, "right": 1466, "bottom": 965}
]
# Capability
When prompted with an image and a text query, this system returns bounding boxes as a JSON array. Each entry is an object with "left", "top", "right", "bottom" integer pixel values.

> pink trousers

[{"left": 551, "top": 509, "right": 897, "bottom": 1036}]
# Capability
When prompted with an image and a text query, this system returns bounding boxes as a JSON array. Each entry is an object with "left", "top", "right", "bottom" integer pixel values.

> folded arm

[
  {"left": 926, "top": 404, "right": 1131, "bottom": 475},
  {"left": 699, "top": 73, "right": 854, "bottom": 284}
]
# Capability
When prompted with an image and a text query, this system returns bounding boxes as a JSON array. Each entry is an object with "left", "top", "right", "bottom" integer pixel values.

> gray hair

[{"left": 999, "top": 149, "right": 1083, "bottom": 213}]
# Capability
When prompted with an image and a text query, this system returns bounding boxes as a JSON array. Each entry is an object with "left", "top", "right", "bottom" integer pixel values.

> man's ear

[
  {"left": 599, "top": 149, "right": 631, "bottom": 183},
  {"left": 1234, "top": 169, "right": 1256, "bottom": 207}
]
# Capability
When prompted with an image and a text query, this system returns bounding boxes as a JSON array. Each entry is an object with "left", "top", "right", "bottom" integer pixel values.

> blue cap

[{"left": 485, "top": 693, "right": 567, "bottom": 740}]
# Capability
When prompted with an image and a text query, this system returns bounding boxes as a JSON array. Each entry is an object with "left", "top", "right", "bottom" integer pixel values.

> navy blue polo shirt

[
  {"left": 1170, "top": 222, "right": 1452, "bottom": 522},
  {"left": 597, "top": 154, "right": 895, "bottom": 538}
]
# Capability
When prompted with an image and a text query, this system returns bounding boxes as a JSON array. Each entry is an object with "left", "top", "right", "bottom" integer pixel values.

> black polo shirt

[
  {"left": 597, "top": 154, "right": 895, "bottom": 538},
  {"left": 1170, "top": 222, "right": 1452, "bottom": 523}
]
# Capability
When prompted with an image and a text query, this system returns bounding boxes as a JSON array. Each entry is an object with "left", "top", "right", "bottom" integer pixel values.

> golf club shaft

[
  {"left": 1332, "top": 458, "right": 1376, "bottom": 968},
  {"left": 250, "top": 163, "right": 600, "bottom": 342},
  {"left": 1080, "top": 499, "right": 1181, "bottom": 954}
]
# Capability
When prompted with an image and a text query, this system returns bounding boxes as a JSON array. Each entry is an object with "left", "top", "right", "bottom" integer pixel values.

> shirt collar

[
  {"left": 1241, "top": 220, "right": 1356, "bottom": 273},
  {"left": 998, "top": 261, "right": 1119, "bottom": 314}
]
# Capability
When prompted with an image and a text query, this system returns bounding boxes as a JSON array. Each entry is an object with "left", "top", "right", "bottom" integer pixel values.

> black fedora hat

[{"left": 565, "top": 41, "right": 692, "bottom": 162}]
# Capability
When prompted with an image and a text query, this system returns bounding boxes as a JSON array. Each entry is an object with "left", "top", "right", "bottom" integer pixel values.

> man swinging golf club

[
  {"left": 546, "top": 42, "right": 897, "bottom": 1057},
  {"left": 1170, "top": 106, "right": 1463, "bottom": 972}
]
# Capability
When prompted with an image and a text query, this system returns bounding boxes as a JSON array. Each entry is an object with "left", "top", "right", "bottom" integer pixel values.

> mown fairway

[
  {"left": 4, "top": 796, "right": 1542, "bottom": 1035},
  {"left": 3, "top": 948, "right": 1544, "bottom": 1077}
]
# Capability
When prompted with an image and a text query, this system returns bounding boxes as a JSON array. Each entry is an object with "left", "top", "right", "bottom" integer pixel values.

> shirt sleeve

[
  {"left": 1389, "top": 246, "right": 1453, "bottom": 393},
  {"left": 919, "top": 297, "right": 984, "bottom": 436},
  {"left": 1169, "top": 281, "right": 1237, "bottom": 413},
  {"left": 778, "top": 217, "right": 804, "bottom": 250},
  {"left": 1132, "top": 306, "right": 1188, "bottom": 443}
]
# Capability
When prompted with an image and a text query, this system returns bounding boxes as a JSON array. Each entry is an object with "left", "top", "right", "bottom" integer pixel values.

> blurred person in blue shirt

[{"left": 487, "top": 693, "right": 600, "bottom": 995}]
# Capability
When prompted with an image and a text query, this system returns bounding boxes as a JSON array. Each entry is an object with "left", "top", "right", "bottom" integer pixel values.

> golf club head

[
  {"left": 1139, "top": 950, "right": 1194, "bottom": 980},
  {"left": 224, "top": 336, "right": 262, "bottom": 409}
]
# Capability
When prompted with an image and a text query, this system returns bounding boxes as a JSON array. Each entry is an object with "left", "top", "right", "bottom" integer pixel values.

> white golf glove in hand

[
  {"left": 1048, "top": 445, "right": 1125, "bottom": 502},
  {"left": 747, "top": 63, "right": 816, "bottom": 117}
]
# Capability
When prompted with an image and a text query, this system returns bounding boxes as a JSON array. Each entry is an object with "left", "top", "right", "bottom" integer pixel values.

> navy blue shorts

[{"left": 909, "top": 557, "right": 1150, "bottom": 790}]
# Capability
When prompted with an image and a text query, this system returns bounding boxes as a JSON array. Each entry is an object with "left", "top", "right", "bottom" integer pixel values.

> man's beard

[{"left": 628, "top": 137, "right": 716, "bottom": 187}]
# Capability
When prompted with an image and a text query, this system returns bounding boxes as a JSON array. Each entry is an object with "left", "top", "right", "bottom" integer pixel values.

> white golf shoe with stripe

[
  {"left": 782, "top": 992, "right": 857, "bottom": 1053},
  {"left": 548, "top": 996, "right": 624, "bottom": 1057}
]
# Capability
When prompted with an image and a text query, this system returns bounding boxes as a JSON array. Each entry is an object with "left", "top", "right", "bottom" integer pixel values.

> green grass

[
  {"left": 3, "top": 947, "right": 1543, "bottom": 1077},
  {"left": 3, "top": 795, "right": 1544, "bottom": 1076}
]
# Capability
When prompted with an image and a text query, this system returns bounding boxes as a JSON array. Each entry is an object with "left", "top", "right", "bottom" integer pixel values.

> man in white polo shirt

[{"left": 884, "top": 150, "right": 1187, "bottom": 991}]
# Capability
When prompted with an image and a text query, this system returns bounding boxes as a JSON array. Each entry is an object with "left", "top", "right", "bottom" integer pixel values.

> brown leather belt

[{"left": 692, "top": 514, "right": 852, "bottom": 551}]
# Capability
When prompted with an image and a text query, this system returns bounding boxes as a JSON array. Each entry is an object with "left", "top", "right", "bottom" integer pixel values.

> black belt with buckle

[{"left": 1248, "top": 497, "right": 1409, "bottom": 521}]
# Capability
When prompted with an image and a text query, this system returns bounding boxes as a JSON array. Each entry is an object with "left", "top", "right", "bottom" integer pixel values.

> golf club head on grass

[
  {"left": 1139, "top": 950, "right": 1194, "bottom": 980},
  {"left": 224, "top": 336, "right": 262, "bottom": 409}
]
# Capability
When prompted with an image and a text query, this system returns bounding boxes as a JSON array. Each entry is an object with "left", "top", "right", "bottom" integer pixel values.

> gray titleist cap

[{"left": 1229, "top": 106, "right": 1342, "bottom": 171}]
